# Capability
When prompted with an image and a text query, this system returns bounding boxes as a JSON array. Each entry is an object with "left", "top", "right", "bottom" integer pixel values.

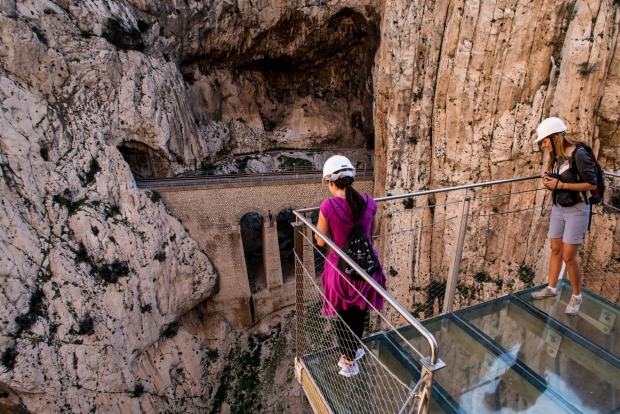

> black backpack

[
  {"left": 329, "top": 199, "right": 380, "bottom": 282},
  {"left": 571, "top": 143, "right": 605, "bottom": 205}
]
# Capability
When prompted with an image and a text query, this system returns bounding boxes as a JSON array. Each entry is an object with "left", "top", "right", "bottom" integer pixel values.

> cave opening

[{"left": 117, "top": 141, "right": 172, "bottom": 178}]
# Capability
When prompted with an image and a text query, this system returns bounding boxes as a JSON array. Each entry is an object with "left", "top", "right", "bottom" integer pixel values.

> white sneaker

[
  {"left": 337, "top": 349, "right": 365, "bottom": 369},
  {"left": 532, "top": 287, "right": 558, "bottom": 300},
  {"left": 338, "top": 360, "right": 359, "bottom": 377},
  {"left": 565, "top": 295, "right": 582, "bottom": 315}
]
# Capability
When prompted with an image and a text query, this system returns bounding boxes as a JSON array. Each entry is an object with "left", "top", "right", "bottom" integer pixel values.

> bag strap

[
  {"left": 328, "top": 196, "right": 368, "bottom": 225},
  {"left": 572, "top": 144, "right": 595, "bottom": 229},
  {"left": 570, "top": 144, "right": 591, "bottom": 205},
  {"left": 328, "top": 198, "right": 350, "bottom": 224}
]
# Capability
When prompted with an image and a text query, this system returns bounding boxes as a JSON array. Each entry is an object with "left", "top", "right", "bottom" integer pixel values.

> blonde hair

[{"left": 544, "top": 132, "right": 584, "bottom": 172}]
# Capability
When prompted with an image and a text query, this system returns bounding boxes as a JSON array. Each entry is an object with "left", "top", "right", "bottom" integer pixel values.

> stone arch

[
  {"left": 276, "top": 208, "right": 295, "bottom": 283},
  {"left": 234, "top": 207, "right": 270, "bottom": 224},
  {"left": 117, "top": 141, "right": 172, "bottom": 178},
  {"left": 240, "top": 212, "right": 266, "bottom": 293}
]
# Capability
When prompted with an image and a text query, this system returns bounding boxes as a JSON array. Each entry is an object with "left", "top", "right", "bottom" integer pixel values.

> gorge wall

[
  {"left": 0, "top": 0, "right": 379, "bottom": 412},
  {"left": 374, "top": 0, "right": 620, "bottom": 313},
  {"left": 1, "top": 0, "right": 619, "bottom": 413}
]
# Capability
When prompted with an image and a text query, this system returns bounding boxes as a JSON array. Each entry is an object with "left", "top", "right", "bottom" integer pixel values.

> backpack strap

[
  {"left": 328, "top": 196, "right": 368, "bottom": 225},
  {"left": 570, "top": 144, "right": 590, "bottom": 205},
  {"left": 570, "top": 144, "right": 596, "bottom": 230},
  {"left": 328, "top": 198, "right": 351, "bottom": 225},
  {"left": 551, "top": 157, "right": 559, "bottom": 205}
]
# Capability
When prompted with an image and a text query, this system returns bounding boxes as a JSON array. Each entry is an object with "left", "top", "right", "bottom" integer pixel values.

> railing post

[
  {"left": 442, "top": 195, "right": 471, "bottom": 314},
  {"left": 292, "top": 220, "right": 305, "bottom": 358},
  {"left": 418, "top": 359, "right": 436, "bottom": 414},
  {"left": 559, "top": 262, "right": 568, "bottom": 280}
]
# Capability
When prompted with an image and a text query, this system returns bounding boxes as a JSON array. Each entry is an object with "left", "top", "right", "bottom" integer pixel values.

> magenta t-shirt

[
  {"left": 321, "top": 196, "right": 376, "bottom": 247},
  {"left": 319, "top": 195, "right": 385, "bottom": 316}
]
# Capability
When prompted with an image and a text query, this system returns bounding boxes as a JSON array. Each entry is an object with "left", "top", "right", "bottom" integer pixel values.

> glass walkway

[
  {"left": 294, "top": 173, "right": 620, "bottom": 413},
  {"left": 300, "top": 280, "right": 619, "bottom": 413}
]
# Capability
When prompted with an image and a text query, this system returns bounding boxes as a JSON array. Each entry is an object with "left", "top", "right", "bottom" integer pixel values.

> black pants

[{"left": 336, "top": 306, "right": 367, "bottom": 361}]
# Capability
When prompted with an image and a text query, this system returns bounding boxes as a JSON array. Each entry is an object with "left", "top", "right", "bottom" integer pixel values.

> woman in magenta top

[{"left": 315, "top": 155, "right": 386, "bottom": 377}]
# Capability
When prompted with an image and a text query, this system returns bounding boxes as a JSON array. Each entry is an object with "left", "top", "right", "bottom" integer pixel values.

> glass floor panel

[
  {"left": 300, "top": 285, "right": 620, "bottom": 413},
  {"left": 387, "top": 318, "right": 569, "bottom": 413},
  {"left": 364, "top": 334, "right": 450, "bottom": 413},
  {"left": 518, "top": 281, "right": 619, "bottom": 357},
  {"left": 457, "top": 298, "right": 620, "bottom": 413}
]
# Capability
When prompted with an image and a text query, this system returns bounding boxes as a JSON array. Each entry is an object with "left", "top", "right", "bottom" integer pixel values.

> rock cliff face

[
  {"left": 374, "top": 0, "right": 620, "bottom": 311},
  {"left": 0, "top": 2, "right": 221, "bottom": 409},
  {"left": 0, "top": 0, "right": 378, "bottom": 412},
  {"left": 1, "top": 0, "right": 619, "bottom": 413}
]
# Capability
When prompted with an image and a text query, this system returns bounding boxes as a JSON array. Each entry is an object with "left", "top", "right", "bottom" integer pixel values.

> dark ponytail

[{"left": 333, "top": 176, "right": 366, "bottom": 222}]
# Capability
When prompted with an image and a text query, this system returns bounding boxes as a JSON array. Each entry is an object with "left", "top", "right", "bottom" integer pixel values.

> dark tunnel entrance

[{"left": 117, "top": 141, "right": 172, "bottom": 178}]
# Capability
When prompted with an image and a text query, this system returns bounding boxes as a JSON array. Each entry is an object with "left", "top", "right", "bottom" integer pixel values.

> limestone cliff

[
  {"left": 0, "top": 0, "right": 378, "bottom": 412},
  {"left": 0, "top": 2, "right": 221, "bottom": 410},
  {"left": 1, "top": 0, "right": 619, "bottom": 413},
  {"left": 374, "top": 0, "right": 620, "bottom": 311}
]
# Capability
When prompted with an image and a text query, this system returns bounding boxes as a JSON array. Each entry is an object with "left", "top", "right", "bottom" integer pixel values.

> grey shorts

[{"left": 548, "top": 202, "right": 590, "bottom": 244}]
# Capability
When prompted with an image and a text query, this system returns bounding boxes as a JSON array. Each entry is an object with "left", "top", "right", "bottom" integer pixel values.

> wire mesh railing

[
  {"left": 294, "top": 228, "right": 420, "bottom": 413},
  {"left": 374, "top": 173, "right": 619, "bottom": 321},
  {"left": 373, "top": 175, "right": 547, "bottom": 322},
  {"left": 136, "top": 168, "right": 374, "bottom": 189},
  {"left": 373, "top": 195, "right": 460, "bottom": 322},
  {"left": 293, "top": 172, "right": 619, "bottom": 414},
  {"left": 292, "top": 215, "right": 445, "bottom": 414},
  {"left": 581, "top": 172, "right": 620, "bottom": 303}
]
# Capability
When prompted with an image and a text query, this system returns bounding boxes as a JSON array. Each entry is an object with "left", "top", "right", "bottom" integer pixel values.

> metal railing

[
  {"left": 293, "top": 220, "right": 445, "bottom": 414},
  {"left": 136, "top": 168, "right": 374, "bottom": 189},
  {"left": 293, "top": 214, "right": 447, "bottom": 413},
  {"left": 374, "top": 172, "right": 619, "bottom": 319},
  {"left": 580, "top": 172, "right": 620, "bottom": 302},
  {"left": 293, "top": 171, "right": 619, "bottom": 413}
]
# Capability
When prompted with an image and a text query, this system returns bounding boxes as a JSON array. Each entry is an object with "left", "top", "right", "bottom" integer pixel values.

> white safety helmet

[
  {"left": 322, "top": 155, "right": 355, "bottom": 183},
  {"left": 535, "top": 117, "right": 567, "bottom": 143}
]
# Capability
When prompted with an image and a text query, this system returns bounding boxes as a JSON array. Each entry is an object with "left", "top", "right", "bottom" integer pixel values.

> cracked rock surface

[
  {"left": 0, "top": 0, "right": 378, "bottom": 412},
  {"left": 1, "top": 0, "right": 619, "bottom": 412}
]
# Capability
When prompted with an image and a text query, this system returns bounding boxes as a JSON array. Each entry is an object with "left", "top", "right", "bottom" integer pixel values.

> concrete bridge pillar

[
  {"left": 263, "top": 219, "right": 284, "bottom": 289},
  {"left": 302, "top": 226, "right": 316, "bottom": 279},
  {"left": 203, "top": 226, "right": 253, "bottom": 328}
]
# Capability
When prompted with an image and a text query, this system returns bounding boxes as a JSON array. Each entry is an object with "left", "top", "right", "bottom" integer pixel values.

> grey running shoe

[
  {"left": 531, "top": 287, "right": 558, "bottom": 300},
  {"left": 565, "top": 296, "right": 582, "bottom": 315},
  {"left": 338, "top": 349, "right": 365, "bottom": 369},
  {"left": 338, "top": 360, "right": 359, "bottom": 377}
]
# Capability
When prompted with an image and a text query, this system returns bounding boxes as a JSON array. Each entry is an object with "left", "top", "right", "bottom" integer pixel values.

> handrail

[
  {"left": 292, "top": 211, "right": 442, "bottom": 366},
  {"left": 293, "top": 174, "right": 546, "bottom": 366},
  {"left": 293, "top": 174, "right": 567, "bottom": 364},
  {"left": 294, "top": 171, "right": 619, "bottom": 413},
  {"left": 296, "top": 174, "right": 542, "bottom": 213},
  {"left": 294, "top": 170, "right": 617, "bottom": 364}
]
